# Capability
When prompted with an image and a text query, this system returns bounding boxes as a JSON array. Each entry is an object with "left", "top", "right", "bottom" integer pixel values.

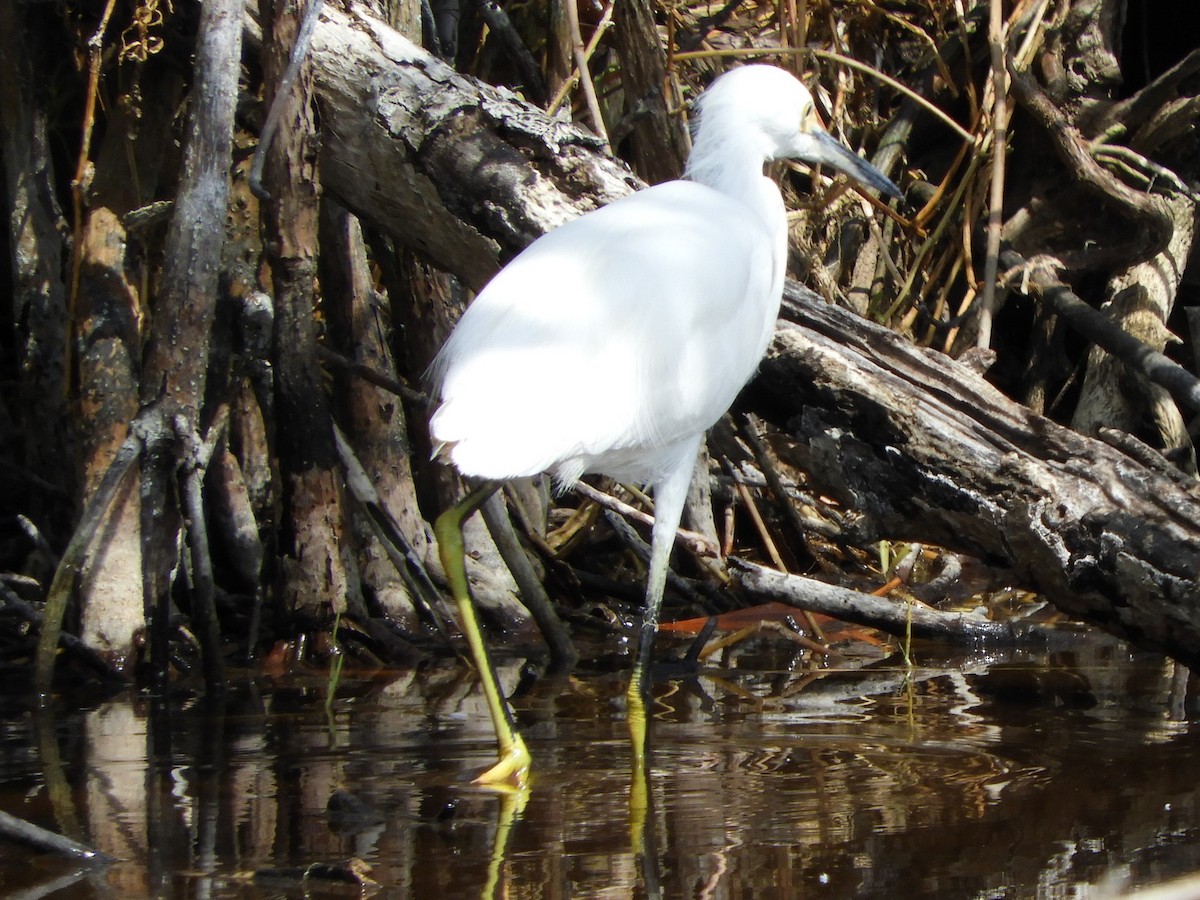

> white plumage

[{"left": 429, "top": 180, "right": 779, "bottom": 487}]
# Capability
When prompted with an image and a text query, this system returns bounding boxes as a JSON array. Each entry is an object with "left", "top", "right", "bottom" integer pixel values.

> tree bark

[
  {"left": 139, "top": 0, "right": 245, "bottom": 678},
  {"left": 75, "top": 67, "right": 180, "bottom": 667},
  {"left": 1071, "top": 194, "right": 1198, "bottom": 476},
  {"left": 75, "top": 205, "right": 142, "bottom": 667},
  {"left": 261, "top": 0, "right": 358, "bottom": 624},
  {"left": 611, "top": 0, "right": 689, "bottom": 184},
  {"left": 0, "top": 1, "right": 72, "bottom": 518},
  {"left": 320, "top": 201, "right": 431, "bottom": 627}
]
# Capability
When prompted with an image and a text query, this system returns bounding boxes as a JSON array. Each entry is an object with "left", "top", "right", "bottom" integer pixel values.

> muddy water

[{"left": 1, "top": 636, "right": 1199, "bottom": 898}]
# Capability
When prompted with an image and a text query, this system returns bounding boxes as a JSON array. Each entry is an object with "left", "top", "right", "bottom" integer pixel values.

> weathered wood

[
  {"left": 1070, "top": 194, "right": 1199, "bottom": 476},
  {"left": 760, "top": 283, "right": 1200, "bottom": 669},
  {"left": 75, "top": 207, "right": 143, "bottom": 666},
  {"left": 262, "top": 0, "right": 358, "bottom": 623},
  {"left": 309, "top": 3, "right": 639, "bottom": 287},
  {"left": 139, "top": 0, "right": 245, "bottom": 678},
  {"left": 0, "top": 1, "right": 72, "bottom": 505},
  {"left": 320, "top": 201, "right": 431, "bottom": 626},
  {"left": 733, "top": 560, "right": 1017, "bottom": 644},
  {"left": 480, "top": 493, "right": 578, "bottom": 668},
  {"left": 611, "top": 0, "right": 689, "bottom": 184},
  {"left": 0, "top": 809, "right": 110, "bottom": 863},
  {"left": 34, "top": 421, "right": 145, "bottom": 694},
  {"left": 74, "top": 70, "right": 180, "bottom": 665}
]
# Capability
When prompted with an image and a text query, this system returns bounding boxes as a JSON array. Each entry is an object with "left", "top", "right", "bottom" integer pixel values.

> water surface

[{"left": 2, "top": 635, "right": 1198, "bottom": 898}]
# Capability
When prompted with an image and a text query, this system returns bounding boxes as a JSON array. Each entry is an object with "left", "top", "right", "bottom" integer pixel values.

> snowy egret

[{"left": 430, "top": 64, "right": 900, "bottom": 785}]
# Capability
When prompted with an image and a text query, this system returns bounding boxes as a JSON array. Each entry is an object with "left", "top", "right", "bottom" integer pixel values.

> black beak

[{"left": 809, "top": 131, "right": 902, "bottom": 200}]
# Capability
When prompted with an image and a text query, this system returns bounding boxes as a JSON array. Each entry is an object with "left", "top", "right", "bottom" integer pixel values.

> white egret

[{"left": 430, "top": 64, "right": 900, "bottom": 785}]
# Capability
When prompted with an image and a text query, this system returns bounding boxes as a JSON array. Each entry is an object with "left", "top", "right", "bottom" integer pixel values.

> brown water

[{"left": 2, "top": 635, "right": 1199, "bottom": 898}]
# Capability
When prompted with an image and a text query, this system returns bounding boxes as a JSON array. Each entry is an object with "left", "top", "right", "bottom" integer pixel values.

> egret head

[{"left": 689, "top": 65, "right": 901, "bottom": 200}]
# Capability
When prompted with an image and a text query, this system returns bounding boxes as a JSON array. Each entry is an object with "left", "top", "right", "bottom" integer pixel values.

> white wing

[{"left": 429, "top": 180, "right": 784, "bottom": 484}]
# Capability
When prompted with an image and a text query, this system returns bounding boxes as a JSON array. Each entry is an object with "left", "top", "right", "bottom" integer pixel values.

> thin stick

[
  {"left": 735, "top": 560, "right": 1019, "bottom": 644},
  {"left": 182, "top": 408, "right": 231, "bottom": 691},
  {"left": 66, "top": 0, "right": 120, "bottom": 395},
  {"left": 560, "top": 0, "right": 611, "bottom": 152},
  {"left": 0, "top": 810, "right": 111, "bottom": 862},
  {"left": 573, "top": 481, "right": 716, "bottom": 557},
  {"left": 1000, "top": 248, "right": 1200, "bottom": 414},
  {"left": 318, "top": 346, "right": 426, "bottom": 404},
  {"left": 480, "top": 493, "right": 579, "bottom": 669},
  {"left": 976, "top": 0, "right": 1009, "bottom": 349},
  {"left": 673, "top": 45, "right": 975, "bottom": 144},
  {"left": 250, "top": 0, "right": 325, "bottom": 199},
  {"left": 728, "top": 467, "right": 825, "bottom": 642}
]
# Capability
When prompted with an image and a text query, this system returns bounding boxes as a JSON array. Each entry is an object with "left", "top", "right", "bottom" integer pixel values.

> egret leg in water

[
  {"left": 429, "top": 65, "right": 901, "bottom": 787},
  {"left": 433, "top": 482, "right": 530, "bottom": 785}
]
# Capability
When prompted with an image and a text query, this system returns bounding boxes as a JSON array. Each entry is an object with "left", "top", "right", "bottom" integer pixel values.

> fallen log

[
  {"left": 760, "top": 283, "right": 1200, "bottom": 668},
  {"left": 309, "top": 2, "right": 638, "bottom": 290}
]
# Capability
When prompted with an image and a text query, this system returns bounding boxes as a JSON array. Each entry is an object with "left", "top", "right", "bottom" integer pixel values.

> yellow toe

[{"left": 473, "top": 736, "right": 532, "bottom": 789}]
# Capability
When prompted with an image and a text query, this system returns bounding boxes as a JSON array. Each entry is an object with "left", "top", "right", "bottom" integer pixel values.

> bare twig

[
  {"left": 182, "top": 409, "right": 231, "bottom": 690},
  {"left": 726, "top": 456, "right": 827, "bottom": 643},
  {"left": 332, "top": 424, "right": 448, "bottom": 644},
  {"left": 674, "top": 45, "right": 976, "bottom": 145},
  {"left": 480, "top": 494, "right": 578, "bottom": 668},
  {"left": 0, "top": 809, "right": 111, "bottom": 863},
  {"left": 475, "top": 0, "right": 547, "bottom": 104},
  {"left": 999, "top": 248, "right": 1200, "bottom": 414},
  {"left": 573, "top": 481, "right": 717, "bottom": 557},
  {"left": 561, "top": 0, "right": 611, "bottom": 153},
  {"left": 602, "top": 510, "right": 712, "bottom": 610},
  {"left": 976, "top": 0, "right": 1009, "bottom": 349},
  {"left": 318, "top": 346, "right": 426, "bottom": 404},
  {"left": 733, "top": 560, "right": 1017, "bottom": 644},
  {"left": 548, "top": 0, "right": 614, "bottom": 116},
  {"left": 1, "top": 583, "right": 124, "bottom": 679},
  {"left": 1007, "top": 63, "right": 1174, "bottom": 273},
  {"left": 739, "top": 415, "right": 836, "bottom": 568},
  {"left": 66, "top": 0, "right": 120, "bottom": 394}
]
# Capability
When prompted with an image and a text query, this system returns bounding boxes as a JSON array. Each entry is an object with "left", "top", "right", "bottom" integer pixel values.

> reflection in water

[{"left": 1, "top": 639, "right": 1199, "bottom": 898}]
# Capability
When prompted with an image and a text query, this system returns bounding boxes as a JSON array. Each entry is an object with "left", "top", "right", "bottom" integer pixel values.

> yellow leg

[
  {"left": 626, "top": 666, "right": 650, "bottom": 850},
  {"left": 625, "top": 624, "right": 655, "bottom": 776},
  {"left": 435, "top": 483, "right": 531, "bottom": 788},
  {"left": 482, "top": 785, "right": 530, "bottom": 898}
]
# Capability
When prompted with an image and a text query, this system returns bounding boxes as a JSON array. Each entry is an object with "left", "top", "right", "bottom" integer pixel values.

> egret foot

[{"left": 473, "top": 733, "right": 532, "bottom": 788}]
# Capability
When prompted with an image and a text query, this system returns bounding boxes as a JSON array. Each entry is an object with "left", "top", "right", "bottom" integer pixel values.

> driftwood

[
  {"left": 297, "top": 6, "right": 1200, "bottom": 666},
  {"left": 759, "top": 283, "right": 1200, "bottom": 668},
  {"left": 733, "top": 560, "right": 1018, "bottom": 645}
]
